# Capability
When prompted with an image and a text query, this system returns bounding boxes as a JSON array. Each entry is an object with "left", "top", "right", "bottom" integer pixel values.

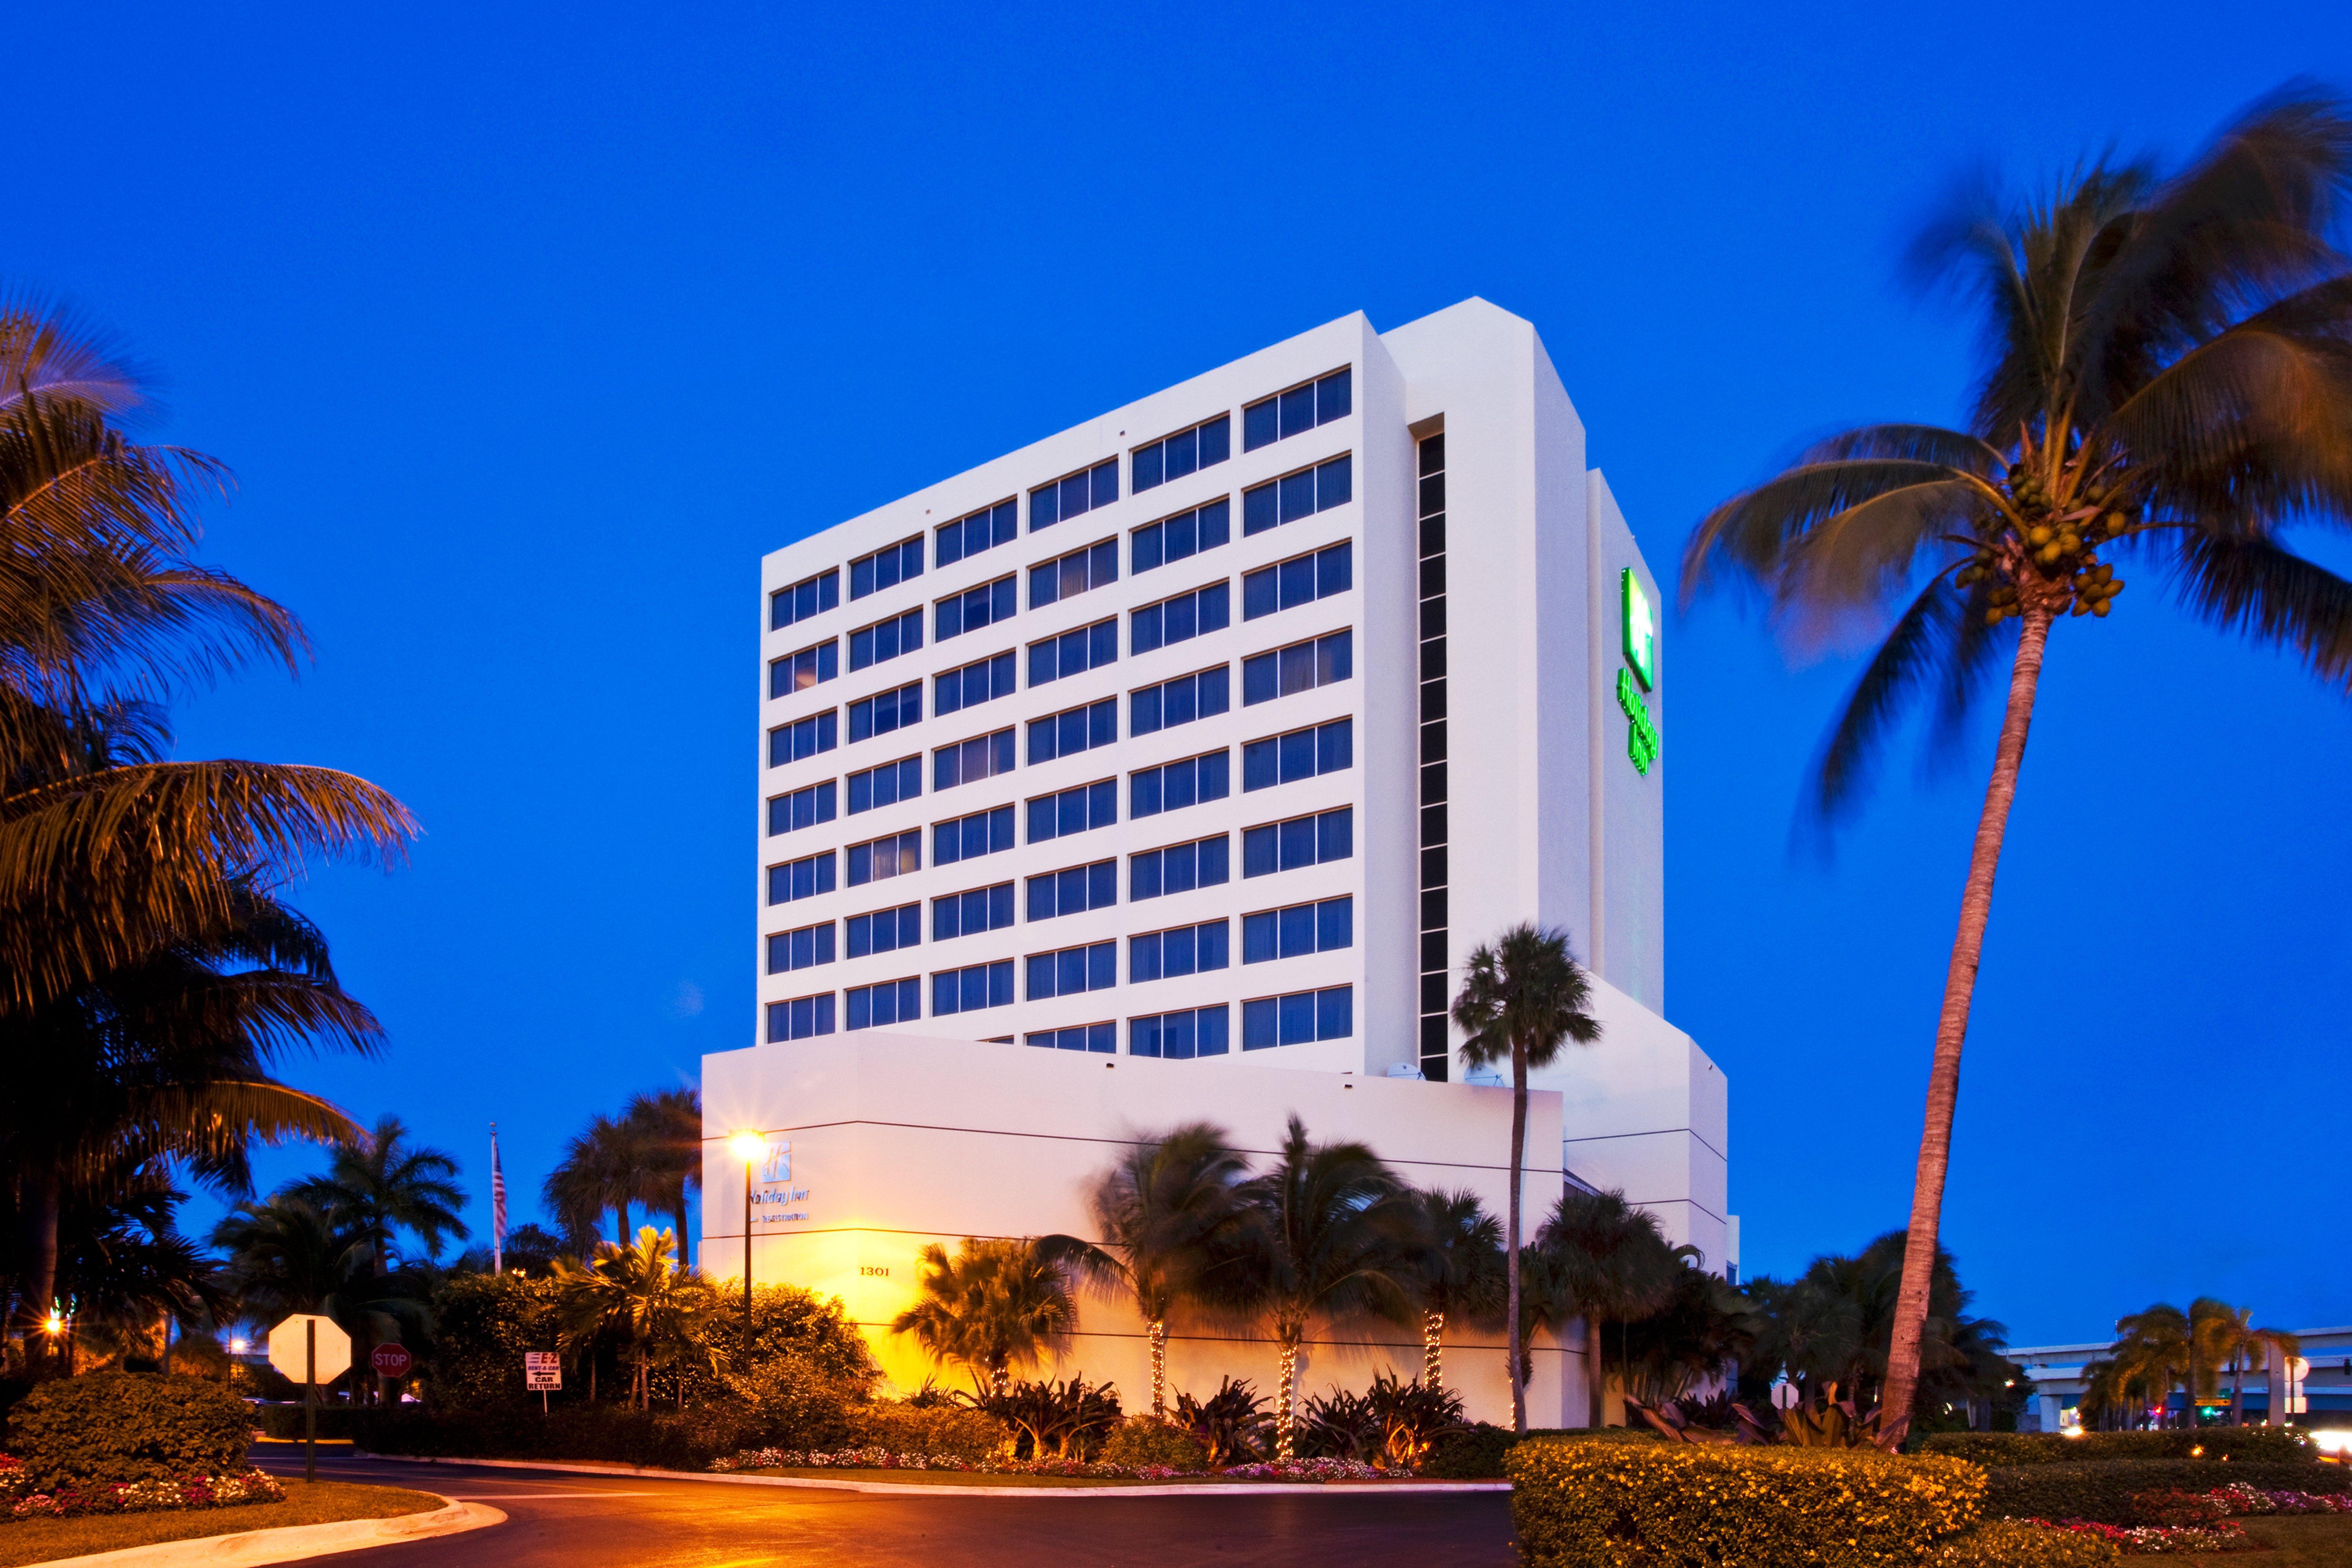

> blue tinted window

[
  {"left": 1132, "top": 414, "right": 1232, "bottom": 494},
  {"left": 845, "top": 830, "right": 921, "bottom": 888},
  {"left": 848, "top": 681, "right": 921, "bottom": 742},
  {"left": 936, "top": 576, "right": 1017, "bottom": 642},
  {"left": 1243, "top": 896, "right": 1353, "bottom": 962},
  {"left": 1027, "top": 1020, "right": 1117, "bottom": 1053},
  {"left": 1130, "top": 749, "right": 1229, "bottom": 818},
  {"left": 1030, "top": 539, "right": 1120, "bottom": 610},
  {"left": 1029, "top": 618, "right": 1118, "bottom": 686},
  {"left": 849, "top": 608, "right": 925, "bottom": 671},
  {"left": 1132, "top": 581, "right": 1230, "bottom": 654},
  {"left": 846, "top": 977, "right": 922, "bottom": 1031},
  {"left": 770, "top": 569, "right": 841, "bottom": 631},
  {"left": 1242, "top": 630, "right": 1351, "bottom": 707},
  {"left": 1242, "top": 718, "right": 1352, "bottom": 792},
  {"left": 1030, "top": 459, "right": 1118, "bottom": 531},
  {"left": 850, "top": 537, "right": 925, "bottom": 601},
  {"left": 846, "top": 756, "right": 920, "bottom": 815},
  {"left": 932, "top": 960, "right": 1014, "bottom": 1016},
  {"left": 767, "top": 711, "right": 840, "bottom": 767},
  {"left": 1027, "top": 778, "right": 1118, "bottom": 844},
  {"left": 933, "top": 804, "right": 1017, "bottom": 866},
  {"left": 934, "top": 728, "right": 1015, "bottom": 791},
  {"left": 766, "top": 850, "right": 836, "bottom": 906},
  {"left": 1026, "top": 940, "right": 1116, "bottom": 999},
  {"left": 845, "top": 902, "right": 921, "bottom": 958},
  {"left": 1130, "top": 664, "right": 1229, "bottom": 736},
  {"left": 1242, "top": 542, "right": 1351, "bottom": 623},
  {"left": 935, "top": 500, "right": 1019, "bottom": 567},
  {"left": 765, "top": 921, "right": 837, "bottom": 974},
  {"left": 1241, "top": 454, "right": 1353, "bottom": 538},
  {"left": 769, "top": 639, "right": 840, "bottom": 698},
  {"left": 932, "top": 882, "right": 1015, "bottom": 940},
  {"left": 1241, "top": 369, "right": 1351, "bottom": 453},
  {"left": 766, "top": 780, "right": 838, "bottom": 837},
  {"left": 1027, "top": 698, "right": 1118, "bottom": 765},
  {"left": 1131, "top": 498, "right": 1230, "bottom": 575},
  {"left": 765, "top": 993, "right": 837, "bottom": 1041},
  {"left": 1130, "top": 833, "right": 1229, "bottom": 900},
  {"left": 1026, "top": 858, "right": 1116, "bottom": 921},
  {"left": 934, "top": 650, "right": 1016, "bottom": 717}
]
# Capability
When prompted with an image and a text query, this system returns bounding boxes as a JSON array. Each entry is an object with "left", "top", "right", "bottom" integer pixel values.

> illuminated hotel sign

[
  {"left": 1618, "top": 570, "right": 1659, "bottom": 775},
  {"left": 752, "top": 1138, "right": 809, "bottom": 1225}
]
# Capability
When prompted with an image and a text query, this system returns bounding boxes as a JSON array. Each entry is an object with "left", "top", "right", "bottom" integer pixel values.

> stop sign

[{"left": 371, "top": 1343, "right": 414, "bottom": 1379}]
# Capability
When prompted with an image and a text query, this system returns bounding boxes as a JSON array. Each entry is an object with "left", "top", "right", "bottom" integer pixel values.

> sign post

[
  {"left": 267, "top": 1314, "right": 352, "bottom": 1484},
  {"left": 525, "top": 1350, "right": 562, "bottom": 1413}
]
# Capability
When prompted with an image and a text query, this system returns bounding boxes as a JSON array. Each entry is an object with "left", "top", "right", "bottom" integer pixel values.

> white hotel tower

[{"left": 707, "top": 299, "right": 1731, "bottom": 1425}]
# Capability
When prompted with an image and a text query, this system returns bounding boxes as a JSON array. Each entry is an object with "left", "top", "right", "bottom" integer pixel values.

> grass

[
  {"left": 0, "top": 1479, "right": 445, "bottom": 1567},
  {"left": 2179, "top": 1513, "right": 2352, "bottom": 1566}
]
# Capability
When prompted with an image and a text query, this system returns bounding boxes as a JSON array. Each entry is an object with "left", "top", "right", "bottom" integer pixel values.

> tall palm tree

[
  {"left": 289, "top": 1115, "right": 468, "bottom": 1275},
  {"left": 1451, "top": 924, "right": 1603, "bottom": 1434},
  {"left": 890, "top": 1236, "right": 1076, "bottom": 1397},
  {"left": 1404, "top": 1187, "right": 1504, "bottom": 1390},
  {"left": 2111, "top": 1304, "right": 2196, "bottom": 1429},
  {"left": 1038, "top": 1122, "right": 1246, "bottom": 1419},
  {"left": 622, "top": 1088, "right": 702, "bottom": 1269},
  {"left": 543, "top": 1114, "right": 643, "bottom": 1249},
  {"left": 1542, "top": 1188, "right": 1680, "bottom": 1428},
  {"left": 1679, "top": 92, "right": 2352, "bottom": 1443},
  {"left": 1220, "top": 1116, "right": 1424, "bottom": 1459},
  {"left": 551, "top": 1226, "right": 719, "bottom": 1410}
]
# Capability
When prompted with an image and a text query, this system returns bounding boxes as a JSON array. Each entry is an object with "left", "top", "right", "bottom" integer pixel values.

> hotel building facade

[{"left": 706, "top": 299, "right": 1731, "bottom": 1425}]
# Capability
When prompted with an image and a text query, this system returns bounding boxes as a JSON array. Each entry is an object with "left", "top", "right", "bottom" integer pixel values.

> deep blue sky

[{"left": 16, "top": 3, "right": 2349, "bottom": 1346}]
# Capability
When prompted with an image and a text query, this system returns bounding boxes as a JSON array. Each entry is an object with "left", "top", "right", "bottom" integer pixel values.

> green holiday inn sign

[{"left": 1618, "top": 570, "right": 1660, "bottom": 775}]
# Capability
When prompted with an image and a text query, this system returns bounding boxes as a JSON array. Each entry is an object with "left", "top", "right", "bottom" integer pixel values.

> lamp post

[{"left": 728, "top": 1131, "right": 766, "bottom": 1366}]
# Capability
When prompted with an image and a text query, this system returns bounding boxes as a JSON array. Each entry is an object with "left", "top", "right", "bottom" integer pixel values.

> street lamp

[{"left": 728, "top": 1131, "right": 766, "bottom": 1365}]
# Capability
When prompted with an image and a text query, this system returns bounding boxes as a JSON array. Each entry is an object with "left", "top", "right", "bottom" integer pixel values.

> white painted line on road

[{"left": 440, "top": 1491, "right": 661, "bottom": 1499}]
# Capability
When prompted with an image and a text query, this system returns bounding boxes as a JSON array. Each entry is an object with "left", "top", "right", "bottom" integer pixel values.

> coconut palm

[
  {"left": 288, "top": 1115, "right": 467, "bottom": 1274},
  {"left": 1679, "top": 91, "right": 2352, "bottom": 1444},
  {"left": 890, "top": 1236, "right": 1077, "bottom": 1397},
  {"left": 1038, "top": 1122, "right": 1246, "bottom": 1419},
  {"left": 211, "top": 1191, "right": 427, "bottom": 1362},
  {"left": 551, "top": 1225, "right": 719, "bottom": 1410},
  {"left": 1404, "top": 1187, "right": 1504, "bottom": 1390},
  {"left": 622, "top": 1088, "right": 703, "bottom": 1269},
  {"left": 1451, "top": 923, "right": 1603, "bottom": 1435},
  {"left": 543, "top": 1114, "right": 643, "bottom": 1249},
  {"left": 1542, "top": 1188, "right": 1680, "bottom": 1428},
  {"left": 1219, "top": 1116, "right": 1424, "bottom": 1459},
  {"left": 2111, "top": 1304, "right": 2196, "bottom": 1429}
]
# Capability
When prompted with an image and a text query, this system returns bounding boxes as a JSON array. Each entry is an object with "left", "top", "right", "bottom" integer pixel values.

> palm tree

[
  {"left": 211, "top": 1191, "right": 427, "bottom": 1365},
  {"left": 1404, "top": 1187, "right": 1504, "bottom": 1390},
  {"left": 1037, "top": 1122, "right": 1246, "bottom": 1419},
  {"left": 622, "top": 1088, "right": 702, "bottom": 1269},
  {"left": 543, "top": 1114, "right": 642, "bottom": 1248},
  {"left": 2111, "top": 1304, "right": 2195, "bottom": 1429},
  {"left": 1620, "top": 1262, "right": 1762, "bottom": 1405},
  {"left": 1451, "top": 923, "right": 1603, "bottom": 1435},
  {"left": 1679, "top": 91, "right": 2352, "bottom": 1445},
  {"left": 890, "top": 1236, "right": 1076, "bottom": 1397},
  {"left": 551, "top": 1226, "right": 719, "bottom": 1410},
  {"left": 289, "top": 1115, "right": 468, "bottom": 1275},
  {"left": 1542, "top": 1188, "right": 1680, "bottom": 1428},
  {"left": 1220, "top": 1116, "right": 1424, "bottom": 1459}
]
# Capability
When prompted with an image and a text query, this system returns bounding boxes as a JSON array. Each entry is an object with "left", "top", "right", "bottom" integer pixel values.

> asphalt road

[{"left": 256, "top": 1451, "right": 1518, "bottom": 1568}]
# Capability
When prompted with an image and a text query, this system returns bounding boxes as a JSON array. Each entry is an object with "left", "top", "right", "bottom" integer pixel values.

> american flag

[{"left": 490, "top": 1123, "right": 508, "bottom": 1274}]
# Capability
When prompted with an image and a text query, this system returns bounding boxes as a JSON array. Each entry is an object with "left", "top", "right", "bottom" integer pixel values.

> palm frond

[
  {"left": 1804, "top": 577, "right": 1979, "bottom": 828},
  {"left": 1681, "top": 458, "right": 1979, "bottom": 612},
  {"left": 2171, "top": 531, "right": 2352, "bottom": 688}
]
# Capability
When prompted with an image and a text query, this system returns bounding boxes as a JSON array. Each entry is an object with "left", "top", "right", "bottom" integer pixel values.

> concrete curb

[
  {"left": 31, "top": 1495, "right": 506, "bottom": 1567},
  {"left": 356, "top": 1452, "right": 1513, "bottom": 1499}
]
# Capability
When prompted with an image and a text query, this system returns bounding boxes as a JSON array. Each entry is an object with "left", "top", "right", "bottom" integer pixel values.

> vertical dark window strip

[{"left": 1416, "top": 430, "right": 1449, "bottom": 1082}]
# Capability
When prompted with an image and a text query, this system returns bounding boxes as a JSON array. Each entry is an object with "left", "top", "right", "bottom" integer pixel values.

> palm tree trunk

[
  {"left": 1587, "top": 1318, "right": 1605, "bottom": 1428},
  {"left": 1876, "top": 605, "right": 2053, "bottom": 1448},
  {"left": 1276, "top": 1323, "right": 1301, "bottom": 1460},
  {"left": 1507, "top": 1037, "right": 1527, "bottom": 1435},
  {"left": 674, "top": 1204, "right": 692, "bottom": 1269},
  {"left": 1424, "top": 1311, "right": 1444, "bottom": 1388},
  {"left": 22, "top": 1175, "right": 59, "bottom": 1374},
  {"left": 1148, "top": 1319, "right": 1167, "bottom": 1419}
]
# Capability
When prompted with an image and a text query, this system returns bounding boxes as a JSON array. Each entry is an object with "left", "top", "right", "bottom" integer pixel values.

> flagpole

[{"left": 490, "top": 1123, "right": 506, "bottom": 1276}]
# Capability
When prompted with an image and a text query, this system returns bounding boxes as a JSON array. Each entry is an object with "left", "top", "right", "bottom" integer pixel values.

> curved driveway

[{"left": 261, "top": 1451, "right": 1517, "bottom": 1568}]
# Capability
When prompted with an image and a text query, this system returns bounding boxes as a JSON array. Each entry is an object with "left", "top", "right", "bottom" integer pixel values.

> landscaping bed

[{"left": 0, "top": 1479, "right": 446, "bottom": 1568}]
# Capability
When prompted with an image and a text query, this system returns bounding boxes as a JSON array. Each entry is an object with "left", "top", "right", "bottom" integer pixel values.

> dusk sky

[{"left": 16, "top": 3, "right": 2349, "bottom": 1346}]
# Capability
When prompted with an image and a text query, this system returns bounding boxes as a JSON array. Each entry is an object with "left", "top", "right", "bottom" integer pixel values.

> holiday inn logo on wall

[{"left": 1618, "top": 570, "right": 1660, "bottom": 775}]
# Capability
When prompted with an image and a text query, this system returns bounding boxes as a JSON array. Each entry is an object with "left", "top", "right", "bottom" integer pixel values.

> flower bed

[
  {"left": 706, "top": 1447, "right": 1405, "bottom": 1482},
  {"left": 2029, "top": 1484, "right": 2352, "bottom": 1555},
  {"left": 0, "top": 1454, "right": 286, "bottom": 1522}
]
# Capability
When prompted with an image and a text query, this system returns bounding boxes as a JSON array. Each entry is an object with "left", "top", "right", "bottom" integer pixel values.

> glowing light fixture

[{"left": 729, "top": 1131, "right": 768, "bottom": 1162}]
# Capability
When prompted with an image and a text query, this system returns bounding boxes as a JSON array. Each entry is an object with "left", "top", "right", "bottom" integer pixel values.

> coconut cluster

[{"left": 1956, "top": 461, "right": 2132, "bottom": 624}]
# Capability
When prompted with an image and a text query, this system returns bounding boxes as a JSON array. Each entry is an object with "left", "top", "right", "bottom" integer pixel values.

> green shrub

[
  {"left": 1982, "top": 1459, "right": 2350, "bottom": 1524},
  {"left": 415, "top": 1273, "right": 560, "bottom": 1410},
  {"left": 1423, "top": 1423, "right": 1655, "bottom": 1480},
  {"left": 253, "top": 1403, "right": 356, "bottom": 1441},
  {"left": 848, "top": 1400, "right": 1009, "bottom": 1461},
  {"left": 352, "top": 1403, "right": 756, "bottom": 1470},
  {"left": 1099, "top": 1417, "right": 1210, "bottom": 1470},
  {"left": 1922, "top": 1428, "right": 2315, "bottom": 1465},
  {"left": 1930, "top": 1519, "right": 2121, "bottom": 1567},
  {"left": 6, "top": 1372, "right": 255, "bottom": 1489},
  {"left": 1508, "top": 1437, "right": 1985, "bottom": 1568},
  {"left": 722, "top": 1354, "right": 859, "bottom": 1451}
]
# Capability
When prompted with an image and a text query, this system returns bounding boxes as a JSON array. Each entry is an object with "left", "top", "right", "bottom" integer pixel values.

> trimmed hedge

[
  {"left": 253, "top": 1403, "right": 357, "bottom": 1441},
  {"left": 1983, "top": 1459, "right": 2351, "bottom": 1525},
  {"left": 1508, "top": 1436, "right": 1985, "bottom": 1567},
  {"left": 1929, "top": 1519, "right": 2121, "bottom": 1567},
  {"left": 1424, "top": 1423, "right": 1656, "bottom": 1480},
  {"left": 352, "top": 1403, "right": 761, "bottom": 1470},
  {"left": 5, "top": 1372, "right": 254, "bottom": 1489},
  {"left": 1923, "top": 1428, "right": 2315, "bottom": 1465},
  {"left": 1100, "top": 1417, "right": 1210, "bottom": 1470}
]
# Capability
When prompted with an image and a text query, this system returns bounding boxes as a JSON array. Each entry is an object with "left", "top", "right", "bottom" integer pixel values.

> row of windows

[
  {"left": 850, "top": 608, "right": 923, "bottom": 672},
  {"left": 765, "top": 720, "right": 1356, "bottom": 902},
  {"left": 770, "top": 569, "right": 841, "bottom": 631},
  {"left": 1132, "top": 581, "right": 1230, "bottom": 654},
  {"left": 765, "top": 985, "right": 1354, "bottom": 1049},
  {"left": 1243, "top": 542, "right": 1351, "bottom": 621},
  {"left": 1027, "top": 698, "right": 1118, "bottom": 765},
  {"left": 1029, "top": 619, "right": 1117, "bottom": 687},
  {"left": 1132, "top": 498, "right": 1230, "bottom": 575},
  {"left": 769, "top": 711, "right": 839, "bottom": 766},
  {"left": 768, "top": 780, "right": 836, "bottom": 837},
  {"left": 851, "top": 537, "right": 925, "bottom": 601},
  {"left": 769, "top": 639, "right": 837, "bottom": 698},
  {"left": 767, "top": 899, "right": 1351, "bottom": 983},
  {"left": 935, "top": 499, "right": 1018, "bottom": 567},
  {"left": 1030, "top": 537, "right": 1119, "bottom": 609},
  {"left": 1242, "top": 630, "right": 1351, "bottom": 706},
  {"left": 1132, "top": 664, "right": 1230, "bottom": 736},
  {"left": 935, "top": 728, "right": 1016, "bottom": 790},
  {"left": 849, "top": 682, "right": 921, "bottom": 742},
  {"left": 937, "top": 650, "right": 1017, "bottom": 717},
  {"left": 1132, "top": 833, "right": 1229, "bottom": 900},
  {"left": 1132, "top": 413, "right": 1231, "bottom": 494},
  {"left": 937, "top": 575, "right": 1018, "bottom": 644},
  {"left": 847, "top": 756, "right": 921, "bottom": 816},
  {"left": 1031, "top": 459, "right": 1119, "bottom": 530},
  {"left": 1243, "top": 368, "right": 1351, "bottom": 453},
  {"left": 1242, "top": 454, "right": 1352, "bottom": 537}
]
